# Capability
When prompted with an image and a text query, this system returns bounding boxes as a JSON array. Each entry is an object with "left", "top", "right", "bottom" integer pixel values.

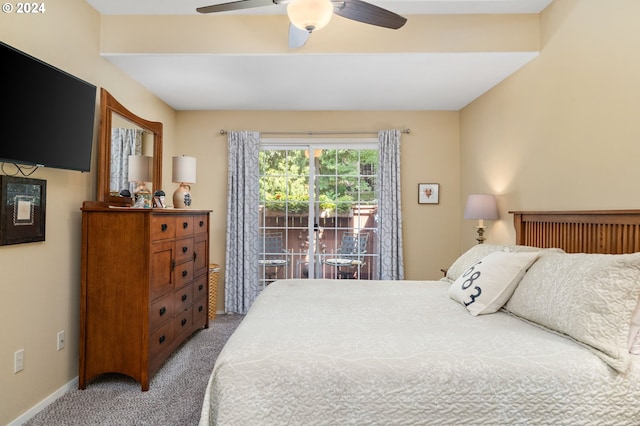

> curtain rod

[{"left": 219, "top": 129, "right": 410, "bottom": 136}]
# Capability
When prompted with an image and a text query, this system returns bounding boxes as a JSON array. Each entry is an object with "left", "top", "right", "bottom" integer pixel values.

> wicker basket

[{"left": 208, "top": 264, "right": 220, "bottom": 320}]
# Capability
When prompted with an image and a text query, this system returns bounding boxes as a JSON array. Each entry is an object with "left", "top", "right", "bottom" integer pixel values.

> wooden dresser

[{"left": 79, "top": 204, "right": 212, "bottom": 391}]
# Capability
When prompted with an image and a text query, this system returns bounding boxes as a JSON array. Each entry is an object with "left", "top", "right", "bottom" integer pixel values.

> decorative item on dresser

[
  {"left": 79, "top": 203, "right": 212, "bottom": 391},
  {"left": 172, "top": 156, "right": 196, "bottom": 208},
  {"left": 128, "top": 155, "right": 153, "bottom": 208}
]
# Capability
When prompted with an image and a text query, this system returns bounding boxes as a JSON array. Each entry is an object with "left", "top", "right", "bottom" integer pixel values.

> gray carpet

[{"left": 25, "top": 314, "right": 243, "bottom": 426}]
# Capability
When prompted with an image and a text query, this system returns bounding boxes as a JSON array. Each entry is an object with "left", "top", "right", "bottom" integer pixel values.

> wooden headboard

[{"left": 511, "top": 210, "right": 640, "bottom": 254}]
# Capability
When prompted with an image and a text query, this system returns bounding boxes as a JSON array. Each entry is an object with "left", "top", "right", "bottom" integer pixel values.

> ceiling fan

[{"left": 196, "top": 0, "right": 407, "bottom": 48}]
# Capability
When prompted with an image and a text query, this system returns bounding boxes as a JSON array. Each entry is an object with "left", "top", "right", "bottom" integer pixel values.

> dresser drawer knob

[
  {"left": 199, "top": 220, "right": 204, "bottom": 227},
  {"left": 161, "top": 223, "right": 168, "bottom": 232},
  {"left": 159, "top": 307, "right": 166, "bottom": 316},
  {"left": 181, "top": 294, "right": 188, "bottom": 302},
  {"left": 182, "top": 270, "right": 188, "bottom": 278},
  {"left": 159, "top": 335, "right": 166, "bottom": 344},
  {"left": 198, "top": 305, "right": 204, "bottom": 312},
  {"left": 181, "top": 318, "right": 187, "bottom": 326},
  {"left": 182, "top": 222, "right": 189, "bottom": 229},
  {"left": 198, "top": 284, "right": 203, "bottom": 291},
  {"left": 182, "top": 246, "right": 188, "bottom": 253}
]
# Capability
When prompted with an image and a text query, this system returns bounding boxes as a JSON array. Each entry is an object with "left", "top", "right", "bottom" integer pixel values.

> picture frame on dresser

[{"left": 0, "top": 175, "right": 46, "bottom": 245}]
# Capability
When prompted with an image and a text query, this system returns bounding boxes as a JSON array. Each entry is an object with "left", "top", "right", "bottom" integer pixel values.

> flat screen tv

[{"left": 0, "top": 41, "right": 97, "bottom": 172}]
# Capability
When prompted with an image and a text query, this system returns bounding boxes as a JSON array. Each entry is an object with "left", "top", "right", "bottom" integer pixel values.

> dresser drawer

[
  {"left": 174, "top": 260, "right": 194, "bottom": 288},
  {"left": 175, "top": 237, "right": 194, "bottom": 264},
  {"left": 192, "top": 274, "right": 207, "bottom": 300},
  {"left": 149, "top": 320, "right": 174, "bottom": 358},
  {"left": 149, "top": 292, "right": 174, "bottom": 331},
  {"left": 192, "top": 295, "right": 208, "bottom": 329},
  {"left": 150, "top": 215, "right": 176, "bottom": 241},
  {"left": 175, "top": 306, "right": 193, "bottom": 338},
  {"left": 175, "top": 216, "right": 194, "bottom": 238},
  {"left": 174, "top": 283, "right": 193, "bottom": 312},
  {"left": 194, "top": 214, "right": 208, "bottom": 235}
]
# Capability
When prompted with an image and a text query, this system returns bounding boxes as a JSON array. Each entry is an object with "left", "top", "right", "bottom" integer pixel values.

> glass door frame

[{"left": 260, "top": 138, "right": 378, "bottom": 281}]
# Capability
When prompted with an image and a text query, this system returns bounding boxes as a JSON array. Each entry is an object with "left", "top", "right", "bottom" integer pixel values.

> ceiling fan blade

[
  {"left": 288, "top": 23, "right": 310, "bottom": 48},
  {"left": 197, "top": 0, "right": 276, "bottom": 14},
  {"left": 333, "top": 0, "right": 407, "bottom": 29}
]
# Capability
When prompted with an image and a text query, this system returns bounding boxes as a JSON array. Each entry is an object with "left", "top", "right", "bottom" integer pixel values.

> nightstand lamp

[
  {"left": 128, "top": 155, "right": 153, "bottom": 208},
  {"left": 172, "top": 155, "right": 196, "bottom": 208},
  {"left": 464, "top": 194, "right": 498, "bottom": 244}
]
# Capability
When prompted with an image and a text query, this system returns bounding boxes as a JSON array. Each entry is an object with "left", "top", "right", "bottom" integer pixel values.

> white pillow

[
  {"left": 506, "top": 252, "right": 640, "bottom": 373},
  {"left": 444, "top": 244, "right": 562, "bottom": 283},
  {"left": 444, "top": 245, "right": 507, "bottom": 282},
  {"left": 448, "top": 251, "right": 540, "bottom": 316}
]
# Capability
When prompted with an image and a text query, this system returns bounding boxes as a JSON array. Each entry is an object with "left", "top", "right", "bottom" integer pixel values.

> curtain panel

[
  {"left": 377, "top": 129, "right": 405, "bottom": 280},
  {"left": 224, "top": 131, "right": 261, "bottom": 314},
  {"left": 110, "top": 128, "right": 143, "bottom": 195}
]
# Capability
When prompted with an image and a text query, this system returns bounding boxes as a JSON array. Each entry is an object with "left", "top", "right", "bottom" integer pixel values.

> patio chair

[
  {"left": 323, "top": 232, "right": 369, "bottom": 279},
  {"left": 258, "top": 232, "right": 289, "bottom": 284}
]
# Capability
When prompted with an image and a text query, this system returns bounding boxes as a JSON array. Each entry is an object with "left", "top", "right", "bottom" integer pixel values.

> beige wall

[
  {"left": 0, "top": 1, "right": 176, "bottom": 424},
  {"left": 174, "top": 111, "right": 460, "bottom": 312},
  {"left": 99, "top": 14, "right": 540, "bottom": 54},
  {"left": 459, "top": 0, "right": 640, "bottom": 249}
]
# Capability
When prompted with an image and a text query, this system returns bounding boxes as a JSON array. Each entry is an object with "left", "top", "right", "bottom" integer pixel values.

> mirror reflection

[
  {"left": 96, "top": 88, "right": 163, "bottom": 206},
  {"left": 109, "top": 114, "right": 155, "bottom": 196}
]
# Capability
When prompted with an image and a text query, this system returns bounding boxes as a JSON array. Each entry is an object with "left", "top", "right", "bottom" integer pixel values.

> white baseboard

[{"left": 8, "top": 376, "right": 78, "bottom": 426}]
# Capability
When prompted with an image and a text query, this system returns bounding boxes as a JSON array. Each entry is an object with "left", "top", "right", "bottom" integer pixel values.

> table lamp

[
  {"left": 128, "top": 155, "right": 153, "bottom": 208},
  {"left": 172, "top": 155, "right": 196, "bottom": 208},
  {"left": 463, "top": 194, "right": 498, "bottom": 244}
]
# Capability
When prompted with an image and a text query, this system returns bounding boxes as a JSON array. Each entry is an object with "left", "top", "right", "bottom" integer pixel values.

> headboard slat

[{"left": 511, "top": 210, "right": 640, "bottom": 254}]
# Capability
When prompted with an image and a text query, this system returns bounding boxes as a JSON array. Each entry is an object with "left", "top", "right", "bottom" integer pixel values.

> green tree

[{"left": 259, "top": 148, "right": 377, "bottom": 213}]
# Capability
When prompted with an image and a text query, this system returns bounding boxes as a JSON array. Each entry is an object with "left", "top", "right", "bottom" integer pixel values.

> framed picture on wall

[
  {"left": 418, "top": 183, "right": 439, "bottom": 204},
  {"left": 0, "top": 175, "right": 46, "bottom": 245}
]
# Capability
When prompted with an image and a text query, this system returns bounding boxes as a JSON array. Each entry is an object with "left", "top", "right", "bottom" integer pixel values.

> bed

[{"left": 199, "top": 210, "right": 640, "bottom": 425}]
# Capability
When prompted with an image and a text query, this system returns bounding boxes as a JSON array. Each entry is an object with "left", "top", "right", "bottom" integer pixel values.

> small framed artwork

[
  {"left": 0, "top": 175, "right": 46, "bottom": 245},
  {"left": 418, "top": 183, "right": 439, "bottom": 204}
]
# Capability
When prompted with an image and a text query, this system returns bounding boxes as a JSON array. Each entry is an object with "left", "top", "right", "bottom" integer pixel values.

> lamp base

[
  {"left": 173, "top": 184, "right": 192, "bottom": 208},
  {"left": 475, "top": 226, "right": 487, "bottom": 244},
  {"left": 133, "top": 182, "right": 152, "bottom": 208}
]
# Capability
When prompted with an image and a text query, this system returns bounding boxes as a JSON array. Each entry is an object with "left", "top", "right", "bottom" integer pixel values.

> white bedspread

[{"left": 199, "top": 279, "right": 640, "bottom": 425}]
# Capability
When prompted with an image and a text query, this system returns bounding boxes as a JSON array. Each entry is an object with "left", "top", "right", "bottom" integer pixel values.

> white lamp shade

[
  {"left": 287, "top": 0, "right": 333, "bottom": 32},
  {"left": 128, "top": 155, "right": 152, "bottom": 183},
  {"left": 172, "top": 156, "right": 197, "bottom": 184},
  {"left": 463, "top": 194, "right": 498, "bottom": 220}
]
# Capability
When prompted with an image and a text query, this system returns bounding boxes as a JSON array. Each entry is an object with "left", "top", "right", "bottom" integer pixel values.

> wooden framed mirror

[{"left": 96, "top": 88, "right": 163, "bottom": 206}]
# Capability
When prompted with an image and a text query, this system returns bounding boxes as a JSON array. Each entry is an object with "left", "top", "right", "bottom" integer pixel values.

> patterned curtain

[
  {"left": 224, "top": 131, "right": 261, "bottom": 314},
  {"left": 110, "top": 128, "right": 143, "bottom": 195},
  {"left": 377, "top": 129, "right": 405, "bottom": 280}
]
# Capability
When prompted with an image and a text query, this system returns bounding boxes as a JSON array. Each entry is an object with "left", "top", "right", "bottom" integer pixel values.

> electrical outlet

[
  {"left": 14, "top": 349, "right": 24, "bottom": 373},
  {"left": 57, "top": 331, "right": 65, "bottom": 351}
]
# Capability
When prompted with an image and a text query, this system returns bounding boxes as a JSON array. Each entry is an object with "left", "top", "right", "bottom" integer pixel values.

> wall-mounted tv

[{"left": 0, "top": 41, "right": 97, "bottom": 172}]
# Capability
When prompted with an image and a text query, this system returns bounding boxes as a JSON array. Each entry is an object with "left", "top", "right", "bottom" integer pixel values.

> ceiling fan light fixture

[{"left": 287, "top": 0, "right": 333, "bottom": 33}]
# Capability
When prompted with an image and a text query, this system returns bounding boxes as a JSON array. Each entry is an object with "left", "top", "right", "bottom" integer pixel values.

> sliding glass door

[{"left": 258, "top": 142, "right": 378, "bottom": 287}]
